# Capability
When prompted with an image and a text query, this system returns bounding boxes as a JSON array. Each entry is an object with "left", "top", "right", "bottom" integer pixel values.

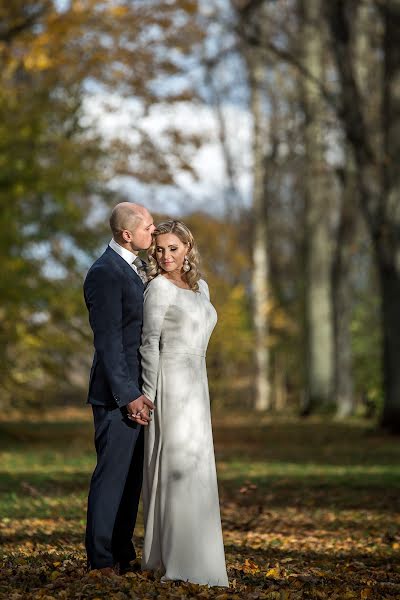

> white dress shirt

[{"left": 109, "top": 238, "right": 139, "bottom": 275}]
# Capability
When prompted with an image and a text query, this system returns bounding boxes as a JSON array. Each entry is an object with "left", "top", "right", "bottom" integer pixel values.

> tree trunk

[
  {"left": 379, "top": 265, "right": 400, "bottom": 431},
  {"left": 273, "top": 356, "right": 287, "bottom": 412},
  {"left": 325, "top": 0, "right": 400, "bottom": 431},
  {"left": 379, "top": 2, "right": 400, "bottom": 431},
  {"left": 247, "top": 51, "right": 271, "bottom": 412},
  {"left": 331, "top": 0, "right": 370, "bottom": 418},
  {"left": 300, "top": 0, "right": 335, "bottom": 414},
  {"left": 332, "top": 159, "right": 357, "bottom": 417}
]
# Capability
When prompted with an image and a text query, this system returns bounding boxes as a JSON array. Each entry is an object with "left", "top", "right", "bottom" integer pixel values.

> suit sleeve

[
  {"left": 84, "top": 265, "right": 142, "bottom": 406},
  {"left": 139, "top": 279, "right": 173, "bottom": 403}
]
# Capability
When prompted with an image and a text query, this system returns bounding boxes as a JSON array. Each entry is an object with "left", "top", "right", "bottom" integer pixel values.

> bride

[{"left": 139, "top": 219, "right": 228, "bottom": 587}]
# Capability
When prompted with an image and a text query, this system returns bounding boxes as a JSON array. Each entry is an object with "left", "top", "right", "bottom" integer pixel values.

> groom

[{"left": 84, "top": 202, "right": 155, "bottom": 574}]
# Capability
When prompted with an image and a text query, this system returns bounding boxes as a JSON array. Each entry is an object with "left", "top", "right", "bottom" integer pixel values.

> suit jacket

[{"left": 84, "top": 246, "right": 144, "bottom": 407}]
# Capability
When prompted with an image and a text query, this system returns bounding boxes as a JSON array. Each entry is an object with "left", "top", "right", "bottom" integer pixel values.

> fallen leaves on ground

[{"left": 1, "top": 413, "right": 399, "bottom": 599}]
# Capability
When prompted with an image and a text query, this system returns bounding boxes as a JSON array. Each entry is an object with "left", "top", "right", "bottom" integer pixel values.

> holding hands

[{"left": 127, "top": 394, "right": 154, "bottom": 426}]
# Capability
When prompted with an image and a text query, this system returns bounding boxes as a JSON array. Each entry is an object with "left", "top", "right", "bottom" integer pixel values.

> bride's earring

[{"left": 183, "top": 256, "right": 191, "bottom": 272}]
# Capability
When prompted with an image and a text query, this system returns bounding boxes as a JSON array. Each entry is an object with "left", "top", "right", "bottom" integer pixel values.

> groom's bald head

[
  {"left": 110, "top": 202, "right": 148, "bottom": 238},
  {"left": 110, "top": 202, "right": 155, "bottom": 251}
]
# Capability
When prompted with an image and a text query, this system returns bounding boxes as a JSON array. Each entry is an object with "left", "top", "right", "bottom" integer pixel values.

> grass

[{"left": 0, "top": 410, "right": 399, "bottom": 599}]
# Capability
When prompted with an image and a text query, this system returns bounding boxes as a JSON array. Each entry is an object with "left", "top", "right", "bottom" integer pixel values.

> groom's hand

[{"left": 127, "top": 395, "right": 154, "bottom": 426}]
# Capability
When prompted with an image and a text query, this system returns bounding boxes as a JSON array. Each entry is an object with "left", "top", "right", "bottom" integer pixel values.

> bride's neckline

[{"left": 160, "top": 274, "right": 193, "bottom": 291}]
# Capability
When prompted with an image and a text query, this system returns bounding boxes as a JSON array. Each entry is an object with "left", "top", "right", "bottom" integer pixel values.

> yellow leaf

[
  {"left": 24, "top": 52, "right": 53, "bottom": 71},
  {"left": 242, "top": 558, "right": 260, "bottom": 573},
  {"left": 266, "top": 566, "right": 281, "bottom": 578},
  {"left": 50, "top": 571, "right": 60, "bottom": 580},
  {"left": 109, "top": 6, "right": 129, "bottom": 17}
]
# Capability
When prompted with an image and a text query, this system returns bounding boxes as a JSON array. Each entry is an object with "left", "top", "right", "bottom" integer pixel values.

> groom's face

[{"left": 128, "top": 210, "right": 155, "bottom": 251}]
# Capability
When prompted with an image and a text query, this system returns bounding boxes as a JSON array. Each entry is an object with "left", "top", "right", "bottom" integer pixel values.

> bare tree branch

[{"left": 0, "top": 3, "right": 51, "bottom": 43}]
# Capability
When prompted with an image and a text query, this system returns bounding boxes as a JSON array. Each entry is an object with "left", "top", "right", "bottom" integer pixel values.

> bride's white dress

[{"left": 140, "top": 275, "right": 228, "bottom": 587}]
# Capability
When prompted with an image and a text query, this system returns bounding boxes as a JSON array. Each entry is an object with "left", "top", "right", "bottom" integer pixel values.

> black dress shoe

[{"left": 117, "top": 559, "right": 141, "bottom": 575}]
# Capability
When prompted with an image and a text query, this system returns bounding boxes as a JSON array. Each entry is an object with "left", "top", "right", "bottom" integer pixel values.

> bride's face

[{"left": 155, "top": 233, "right": 188, "bottom": 275}]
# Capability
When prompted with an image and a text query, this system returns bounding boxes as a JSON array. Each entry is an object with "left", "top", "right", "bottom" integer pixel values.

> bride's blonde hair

[{"left": 147, "top": 220, "right": 201, "bottom": 292}]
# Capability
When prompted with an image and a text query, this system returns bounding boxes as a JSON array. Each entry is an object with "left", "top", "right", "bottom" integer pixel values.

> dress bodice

[
  {"left": 140, "top": 275, "right": 217, "bottom": 401},
  {"left": 157, "top": 277, "right": 217, "bottom": 356}
]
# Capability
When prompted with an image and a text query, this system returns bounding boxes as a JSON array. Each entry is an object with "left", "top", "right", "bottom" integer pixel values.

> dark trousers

[{"left": 85, "top": 404, "right": 144, "bottom": 569}]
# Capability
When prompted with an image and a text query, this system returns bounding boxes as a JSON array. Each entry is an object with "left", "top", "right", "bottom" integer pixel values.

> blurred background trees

[{"left": 0, "top": 0, "right": 398, "bottom": 432}]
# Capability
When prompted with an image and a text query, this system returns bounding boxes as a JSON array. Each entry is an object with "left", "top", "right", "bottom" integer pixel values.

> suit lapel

[{"left": 105, "top": 246, "right": 144, "bottom": 291}]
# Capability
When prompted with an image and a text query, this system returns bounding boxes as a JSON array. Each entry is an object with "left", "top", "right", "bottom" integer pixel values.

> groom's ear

[{"left": 121, "top": 229, "right": 131, "bottom": 243}]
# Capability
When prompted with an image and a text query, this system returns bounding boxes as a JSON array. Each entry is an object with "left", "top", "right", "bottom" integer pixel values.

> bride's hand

[{"left": 127, "top": 395, "right": 154, "bottom": 425}]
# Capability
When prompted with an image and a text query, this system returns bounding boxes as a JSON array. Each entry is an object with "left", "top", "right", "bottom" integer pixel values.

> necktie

[{"left": 133, "top": 256, "right": 147, "bottom": 285}]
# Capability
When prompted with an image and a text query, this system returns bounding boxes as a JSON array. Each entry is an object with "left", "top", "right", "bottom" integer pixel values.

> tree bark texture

[
  {"left": 325, "top": 0, "right": 400, "bottom": 432},
  {"left": 332, "top": 158, "right": 358, "bottom": 418},
  {"left": 300, "top": 0, "right": 335, "bottom": 413},
  {"left": 247, "top": 48, "right": 271, "bottom": 412}
]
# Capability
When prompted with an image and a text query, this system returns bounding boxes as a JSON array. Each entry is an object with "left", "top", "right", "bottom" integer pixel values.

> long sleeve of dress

[
  {"left": 198, "top": 278, "right": 210, "bottom": 300},
  {"left": 140, "top": 277, "right": 174, "bottom": 403}
]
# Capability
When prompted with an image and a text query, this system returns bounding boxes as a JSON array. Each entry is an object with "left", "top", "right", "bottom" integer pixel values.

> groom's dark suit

[{"left": 84, "top": 245, "right": 145, "bottom": 569}]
